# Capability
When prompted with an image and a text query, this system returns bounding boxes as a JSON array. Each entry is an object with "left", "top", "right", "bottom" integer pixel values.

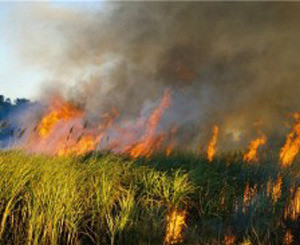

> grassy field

[{"left": 0, "top": 150, "right": 298, "bottom": 245}]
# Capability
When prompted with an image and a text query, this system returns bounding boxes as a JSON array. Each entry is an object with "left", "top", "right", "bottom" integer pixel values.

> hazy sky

[{"left": 0, "top": 1, "right": 104, "bottom": 101}]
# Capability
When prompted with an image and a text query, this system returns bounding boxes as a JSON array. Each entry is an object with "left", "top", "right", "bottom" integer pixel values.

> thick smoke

[{"left": 8, "top": 2, "right": 300, "bottom": 150}]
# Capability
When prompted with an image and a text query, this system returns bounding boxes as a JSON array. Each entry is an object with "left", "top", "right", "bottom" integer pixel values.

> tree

[{"left": 14, "top": 98, "right": 30, "bottom": 106}]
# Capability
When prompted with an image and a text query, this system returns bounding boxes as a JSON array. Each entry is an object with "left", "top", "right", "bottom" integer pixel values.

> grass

[{"left": 0, "top": 150, "right": 298, "bottom": 244}]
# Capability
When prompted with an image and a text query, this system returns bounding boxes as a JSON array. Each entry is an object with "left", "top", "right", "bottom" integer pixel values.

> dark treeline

[
  {"left": 0, "top": 95, "right": 30, "bottom": 118},
  {"left": 0, "top": 95, "right": 30, "bottom": 145}
]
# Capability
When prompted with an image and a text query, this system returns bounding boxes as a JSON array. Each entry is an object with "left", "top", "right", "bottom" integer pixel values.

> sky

[{"left": 0, "top": 1, "right": 104, "bottom": 101}]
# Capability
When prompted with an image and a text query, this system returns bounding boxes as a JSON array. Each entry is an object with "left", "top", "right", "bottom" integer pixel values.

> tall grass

[{"left": 0, "top": 150, "right": 298, "bottom": 244}]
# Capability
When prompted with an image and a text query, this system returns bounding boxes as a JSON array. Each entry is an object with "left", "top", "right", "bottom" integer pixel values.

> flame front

[
  {"left": 58, "top": 108, "right": 118, "bottom": 156},
  {"left": 280, "top": 113, "right": 300, "bottom": 167},
  {"left": 38, "top": 97, "right": 83, "bottom": 138},
  {"left": 207, "top": 125, "right": 219, "bottom": 162},
  {"left": 25, "top": 96, "right": 118, "bottom": 156},
  {"left": 24, "top": 91, "right": 172, "bottom": 157},
  {"left": 243, "top": 135, "right": 267, "bottom": 162},
  {"left": 127, "top": 89, "right": 171, "bottom": 158}
]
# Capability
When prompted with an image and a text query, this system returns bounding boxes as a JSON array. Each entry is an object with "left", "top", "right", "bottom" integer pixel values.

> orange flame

[
  {"left": 224, "top": 235, "right": 236, "bottom": 245},
  {"left": 243, "top": 182, "right": 257, "bottom": 212},
  {"left": 285, "top": 186, "right": 300, "bottom": 220},
  {"left": 58, "top": 108, "right": 118, "bottom": 156},
  {"left": 272, "top": 175, "right": 282, "bottom": 203},
  {"left": 291, "top": 187, "right": 300, "bottom": 220},
  {"left": 280, "top": 113, "right": 300, "bottom": 167},
  {"left": 38, "top": 97, "right": 83, "bottom": 138},
  {"left": 207, "top": 125, "right": 219, "bottom": 162},
  {"left": 165, "top": 208, "right": 186, "bottom": 244},
  {"left": 26, "top": 96, "right": 118, "bottom": 156},
  {"left": 284, "top": 229, "right": 293, "bottom": 245},
  {"left": 243, "top": 135, "right": 267, "bottom": 162},
  {"left": 58, "top": 135, "right": 96, "bottom": 156},
  {"left": 128, "top": 89, "right": 171, "bottom": 158},
  {"left": 165, "top": 126, "right": 177, "bottom": 157}
]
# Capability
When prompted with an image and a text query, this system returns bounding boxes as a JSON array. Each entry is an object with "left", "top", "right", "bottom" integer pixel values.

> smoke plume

[{"left": 7, "top": 2, "right": 300, "bottom": 151}]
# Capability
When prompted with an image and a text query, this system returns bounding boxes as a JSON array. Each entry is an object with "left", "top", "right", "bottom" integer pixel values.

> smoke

[{"left": 8, "top": 2, "right": 300, "bottom": 150}]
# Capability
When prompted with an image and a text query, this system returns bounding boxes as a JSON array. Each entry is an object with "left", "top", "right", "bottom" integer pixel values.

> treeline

[
  {"left": 0, "top": 95, "right": 31, "bottom": 145},
  {"left": 0, "top": 95, "right": 30, "bottom": 119}
]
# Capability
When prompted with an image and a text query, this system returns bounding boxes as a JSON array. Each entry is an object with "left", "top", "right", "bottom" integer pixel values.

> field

[{"left": 0, "top": 150, "right": 298, "bottom": 245}]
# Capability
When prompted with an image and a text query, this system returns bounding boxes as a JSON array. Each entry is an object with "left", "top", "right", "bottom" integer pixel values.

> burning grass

[{"left": 0, "top": 149, "right": 299, "bottom": 244}]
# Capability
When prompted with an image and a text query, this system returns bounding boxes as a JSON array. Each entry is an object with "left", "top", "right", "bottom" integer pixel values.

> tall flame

[
  {"left": 243, "top": 135, "right": 267, "bottom": 162},
  {"left": 207, "top": 125, "right": 219, "bottom": 162},
  {"left": 280, "top": 113, "right": 300, "bottom": 167},
  {"left": 38, "top": 97, "right": 83, "bottom": 138},
  {"left": 127, "top": 89, "right": 171, "bottom": 158},
  {"left": 272, "top": 175, "right": 282, "bottom": 203}
]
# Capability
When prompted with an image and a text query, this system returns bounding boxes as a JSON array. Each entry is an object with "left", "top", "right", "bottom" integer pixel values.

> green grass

[{"left": 0, "top": 150, "right": 298, "bottom": 244}]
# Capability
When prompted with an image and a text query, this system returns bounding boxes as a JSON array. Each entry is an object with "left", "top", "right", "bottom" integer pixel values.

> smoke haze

[{"left": 7, "top": 2, "right": 300, "bottom": 150}]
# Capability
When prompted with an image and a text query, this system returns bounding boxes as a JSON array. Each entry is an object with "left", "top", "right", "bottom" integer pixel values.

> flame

[
  {"left": 207, "top": 125, "right": 219, "bottom": 162},
  {"left": 26, "top": 96, "right": 118, "bottom": 156},
  {"left": 58, "top": 108, "right": 118, "bottom": 156},
  {"left": 165, "top": 126, "right": 177, "bottom": 157},
  {"left": 165, "top": 145, "right": 172, "bottom": 157},
  {"left": 285, "top": 186, "right": 300, "bottom": 220},
  {"left": 243, "top": 135, "right": 267, "bottom": 162},
  {"left": 38, "top": 97, "right": 83, "bottom": 138},
  {"left": 243, "top": 182, "right": 257, "bottom": 212},
  {"left": 284, "top": 229, "right": 293, "bottom": 245},
  {"left": 224, "top": 235, "right": 236, "bottom": 245},
  {"left": 165, "top": 208, "right": 186, "bottom": 244},
  {"left": 280, "top": 113, "right": 300, "bottom": 167},
  {"left": 58, "top": 135, "right": 96, "bottom": 156},
  {"left": 272, "top": 175, "right": 282, "bottom": 203},
  {"left": 291, "top": 187, "right": 300, "bottom": 220},
  {"left": 128, "top": 89, "right": 171, "bottom": 158}
]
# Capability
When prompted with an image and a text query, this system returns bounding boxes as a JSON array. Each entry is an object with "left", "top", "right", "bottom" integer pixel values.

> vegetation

[
  {"left": 0, "top": 150, "right": 298, "bottom": 244},
  {"left": 0, "top": 95, "right": 31, "bottom": 145},
  {"left": 0, "top": 95, "right": 30, "bottom": 118}
]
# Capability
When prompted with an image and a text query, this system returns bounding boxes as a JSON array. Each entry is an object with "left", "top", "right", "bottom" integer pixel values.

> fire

[
  {"left": 224, "top": 235, "right": 236, "bottom": 245},
  {"left": 25, "top": 96, "right": 119, "bottom": 156},
  {"left": 128, "top": 89, "right": 171, "bottom": 158},
  {"left": 165, "top": 208, "right": 186, "bottom": 244},
  {"left": 165, "top": 145, "right": 172, "bottom": 157},
  {"left": 207, "top": 125, "right": 219, "bottom": 162},
  {"left": 165, "top": 126, "right": 177, "bottom": 157},
  {"left": 38, "top": 97, "right": 83, "bottom": 138},
  {"left": 285, "top": 186, "right": 300, "bottom": 220},
  {"left": 243, "top": 135, "right": 267, "bottom": 162},
  {"left": 291, "top": 187, "right": 300, "bottom": 220},
  {"left": 243, "top": 182, "right": 257, "bottom": 212},
  {"left": 272, "top": 175, "right": 282, "bottom": 203},
  {"left": 58, "top": 108, "right": 118, "bottom": 156},
  {"left": 58, "top": 135, "right": 96, "bottom": 156},
  {"left": 280, "top": 113, "right": 300, "bottom": 167},
  {"left": 284, "top": 229, "right": 293, "bottom": 245}
]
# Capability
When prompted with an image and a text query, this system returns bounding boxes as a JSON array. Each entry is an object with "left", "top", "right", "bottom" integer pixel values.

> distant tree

[
  {"left": 15, "top": 98, "right": 30, "bottom": 106},
  {"left": 0, "top": 95, "right": 4, "bottom": 103},
  {"left": 5, "top": 98, "right": 11, "bottom": 105}
]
